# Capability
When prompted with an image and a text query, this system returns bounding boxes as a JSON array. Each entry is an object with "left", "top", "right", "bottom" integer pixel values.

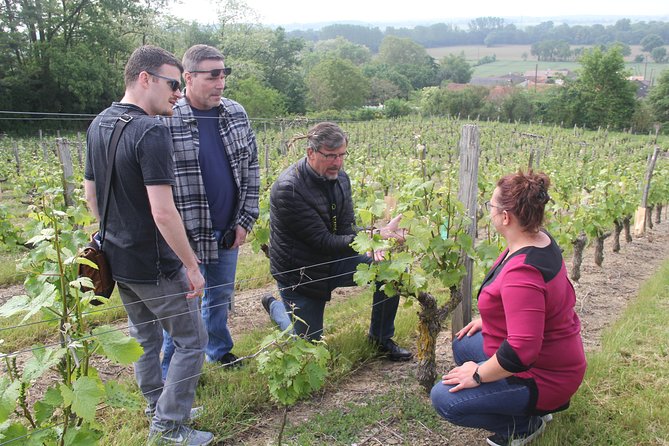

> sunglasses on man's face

[
  {"left": 146, "top": 71, "right": 181, "bottom": 91},
  {"left": 190, "top": 67, "right": 232, "bottom": 78}
]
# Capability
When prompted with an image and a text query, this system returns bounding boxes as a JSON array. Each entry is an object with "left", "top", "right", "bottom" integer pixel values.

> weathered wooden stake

[
  {"left": 12, "top": 141, "right": 20, "bottom": 175},
  {"left": 39, "top": 129, "right": 48, "bottom": 162},
  {"left": 452, "top": 125, "right": 480, "bottom": 337},
  {"left": 56, "top": 138, "right": 75, "bottom": 208},
  {"left": 76, "top": 132, "right": 84, "bottom": 167},
  {"left": 634, "top": 146, "right": 660, "bottom": 236}
]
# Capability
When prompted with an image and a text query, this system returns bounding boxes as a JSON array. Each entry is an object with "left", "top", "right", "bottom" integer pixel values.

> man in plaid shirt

[{"left": 161, "top": 44, "right": 260, "bottom": 375}]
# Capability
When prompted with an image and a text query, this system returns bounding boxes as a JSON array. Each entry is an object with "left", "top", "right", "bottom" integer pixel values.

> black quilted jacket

[{"left": 269, "top": 157, "right": 357, "bottom": 300}]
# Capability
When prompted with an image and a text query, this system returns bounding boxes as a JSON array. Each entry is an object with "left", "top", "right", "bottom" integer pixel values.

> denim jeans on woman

[
  {"left": 162, "top": 234, "right": 239, "bottom": 379},
  {"left": 269, "top": 254, "right": 399, "bottom": 342},
  {"left": 430, "top": 331, "right": 543, "bottom": 438}
]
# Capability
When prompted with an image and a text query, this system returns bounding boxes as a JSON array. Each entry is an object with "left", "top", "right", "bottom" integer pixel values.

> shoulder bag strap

[{"left": 99, "top": 113, "right": 133, "bottom": 244}]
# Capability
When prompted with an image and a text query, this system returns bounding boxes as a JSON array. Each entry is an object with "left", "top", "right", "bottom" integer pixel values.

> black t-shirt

[{"left": 85, "top": 103, "right": 181, "bottom": 283}]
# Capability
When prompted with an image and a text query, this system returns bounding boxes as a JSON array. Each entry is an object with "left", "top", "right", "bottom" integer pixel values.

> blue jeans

[
  {"left": 270, "top": 254, "right": 399, "bottom": 342},
  {"left": 162, "top": 238, "right": 239, "bottom": 379},
  {"left": 117, "top": 269, "right": 207, "bottom": 430},
  {"left": 430, "top": 332, "right": 541, "bottom": 438}
]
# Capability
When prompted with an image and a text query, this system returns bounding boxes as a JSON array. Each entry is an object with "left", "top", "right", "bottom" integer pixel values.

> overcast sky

[{"left": 170, "top": 0, "right": 668, "bottom": 26}]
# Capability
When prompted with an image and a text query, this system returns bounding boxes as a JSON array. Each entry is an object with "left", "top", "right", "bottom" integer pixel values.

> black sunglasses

[
  {"left": 190, "top": 67, "right": 232, "bottom": 78},
  {"left": 146, "top": 71, "right": 181, "bottom": 91}
]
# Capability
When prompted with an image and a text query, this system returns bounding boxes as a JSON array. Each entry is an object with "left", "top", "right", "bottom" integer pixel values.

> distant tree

[
  {"left": 641, "top": 34, "right": 664, "bottom": 53},
  {"left": 306, "top": 57, "right": 369, "bottom": 111},
  {"left": 377, "top": 36, "right": 439, "bottom": 89},
  {"left": 313, "top": 37, "right": 371, "bottom": 66},
  {"left": 363, "top": 64, "right": 413, "bottom": 98},
  {"left": 319, "top": 24, "right": 384, "bottom": 52},
  {"left": 648, "top": 69, "right": 669, "bottom": 123},
  {"left": 368, "top": 78, "right": 403, "bottom": 104},
  {"left": 572, "top": 46, "right": 637, "bottom": 129},
  {"left": 438, "top": 53, "right": 473, "bottom": 84},
  {"left": 608, "top": 42, "right": 632, "bottom": 57},
  {"left": 225, "top": 77, "right": 286, "bottom": 118},
  {"left": 634, "top": 54, "right": 646, "bottom": 63},
  {"left": 651, "top": 47, "right": 667, "bottom": 63},
  {"left": 498, "top": 90, "right": 536, "bottom": 122},
  {"left": 378, "top": 35, "right": 430, "bottom": 66},
  {"left": 0, "top": 0, "right": 154, "bottom": 115},
  {"left": 531, "top": 40, "right": 572, "bottom": 61},
  {"left": 521, "top": 52, "right": 529, "bottom": 61},
  {"left": 383, "top": 98, "right": 413, "bottom": 118},
  {"left": 420, "top": 85, "right": 488, "bottom": 117}
]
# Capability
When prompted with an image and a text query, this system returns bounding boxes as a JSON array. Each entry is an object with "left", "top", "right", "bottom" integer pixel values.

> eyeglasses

[
  {"left": 190, "top": 67, "right": 232, "bottom": 78},
  {"left": 316, "top": 150, "right": 348, "bottom": 161},
  {"left": 484, "top": 201, "right": 505, "bottom": 212},
  {"left": 146, "top": 71, "right": 181, "bottom": 91}
]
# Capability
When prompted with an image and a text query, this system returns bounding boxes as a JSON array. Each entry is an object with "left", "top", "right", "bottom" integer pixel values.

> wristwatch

[{"left": 473, "top": 366, "right": 483, "bottom": 385}]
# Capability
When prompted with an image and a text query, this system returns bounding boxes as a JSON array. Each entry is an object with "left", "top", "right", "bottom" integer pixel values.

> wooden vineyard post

[
  {"left": 12, "top": 140, "right": 20, "bottom": 175},
  {"left": 634, "top": 146, "right": 660, "bottom": 237},
  {"left": 452, "top": 125, "right": 480, "bottom": 338},
  {"left": 263, "top": 122, "right": 270, "bottom": 181},
  {"left": 56, "top": 138, "right": 75, "bottom": 208},
  {"left": 76, "top": 132, "right": 84, "bottom": 167},
  {"left": 40, "top": 129, "right": 48, "bottom": 162}
]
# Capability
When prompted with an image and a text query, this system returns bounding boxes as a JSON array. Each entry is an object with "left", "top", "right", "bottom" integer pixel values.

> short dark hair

[
  {"left": 124, "top": 45, "right": 183, "bottom": 87},
  {"left": 306, "top": 122, "right": 348, "bottom": 152},
  {"left": 496, "top": 170, "right": 551, "bottom": 232},
  {"left": 182, "top": 44, "right": 225, "bottom": 72}
]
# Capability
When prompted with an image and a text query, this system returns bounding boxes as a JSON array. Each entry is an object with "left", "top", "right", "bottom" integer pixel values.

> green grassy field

[{"left": 426, "top": 44, "right": 669, "bottom": 79}]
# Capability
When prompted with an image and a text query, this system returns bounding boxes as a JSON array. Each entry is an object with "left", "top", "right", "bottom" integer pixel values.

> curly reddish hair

[{"left": 496, "top": 170, "right": 551, "bottom": 232}]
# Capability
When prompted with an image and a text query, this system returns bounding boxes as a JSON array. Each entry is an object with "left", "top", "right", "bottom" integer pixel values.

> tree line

[
  {"left": 1, "top": 1, "right": 668, "bottom": 135},
  {"left": 289, "top": 18, "right": 669, "bottom": 51}
]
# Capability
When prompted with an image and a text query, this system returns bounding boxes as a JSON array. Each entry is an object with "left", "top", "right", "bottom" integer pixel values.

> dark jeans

[
  {"left": 273, "top": 254, "right": 399, "bottom": 341},
  {"left": 430, "top": 332, "right": 541, "bottom": 438}
]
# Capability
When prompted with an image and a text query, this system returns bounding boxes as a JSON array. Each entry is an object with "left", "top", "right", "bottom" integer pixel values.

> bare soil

[{"left": 2, "top": 219, "right": 668, "bottom": 445}]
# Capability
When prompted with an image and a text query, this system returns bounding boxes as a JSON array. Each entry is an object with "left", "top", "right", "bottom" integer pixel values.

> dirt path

[{"left": 2, "top": 220, "right": 668, "bottom": 445}]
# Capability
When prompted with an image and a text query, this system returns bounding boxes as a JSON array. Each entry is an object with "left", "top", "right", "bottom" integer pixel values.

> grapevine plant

[{"left": 0, "top": 189, "right": 143, "bottom": 445}]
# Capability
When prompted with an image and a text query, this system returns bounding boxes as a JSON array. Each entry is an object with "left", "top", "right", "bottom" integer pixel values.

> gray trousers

[{"left": 117, "top": 269, "right": 207, "bottom": 431}]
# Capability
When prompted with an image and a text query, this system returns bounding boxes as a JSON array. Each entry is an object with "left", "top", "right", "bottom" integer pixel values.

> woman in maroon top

[{"left": 431, "top": 171, "right": 586, "bottom": 446}]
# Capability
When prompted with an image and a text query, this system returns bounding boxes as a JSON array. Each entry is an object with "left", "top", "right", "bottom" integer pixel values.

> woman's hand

[
  {"left": 455, "top": 317, "right": 482, "bottom": 340},
  {"left": 441, "top": 361, "right": 480, "bottom": 393}
]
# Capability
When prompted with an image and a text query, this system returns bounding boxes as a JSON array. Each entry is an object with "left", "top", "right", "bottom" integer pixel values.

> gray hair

[
  {"left": 182, "top": 44, "right": 225, "bottom": 72},
  {"left": 305, "top": 122, "right": 348, "bottom": 152}
]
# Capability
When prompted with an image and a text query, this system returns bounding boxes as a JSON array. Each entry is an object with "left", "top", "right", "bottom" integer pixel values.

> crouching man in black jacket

[{"left": 261, "top": 121, "right": 412, "bottom": 361}]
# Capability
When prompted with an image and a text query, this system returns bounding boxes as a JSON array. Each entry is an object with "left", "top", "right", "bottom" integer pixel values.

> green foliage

[
  {"left": 420, "top": 85, "right": 488, "bottom": 118},
  {"left": 543, "top": 46, "right": 637, "bottom": 130},
  {"left": 226, "top": 77, "right": 287, "bottom": 118},
  {"left": 311, "top": 37, "right": 372, "bottom": 66},
  {"left": 648, "top": 69, "right": 669, "bottom": 124},
  {"left": 651, "top": 47, "right": 667, "bottom": 63},
  {"left": 641, "top": 34, "right": 664, "bottom": 53},
  {"left": 439, "top": 52, "right": 474, "bottom": 84},
  {"left": 0, "top": 193, "right": 143, "bottom": 444},
  {"left": 531, "top": 40, "right": 573, "bottom": 61},
  {"left": 256, "top": 331, "right": 330, "bottom": 406},
  {"left": 306, "top": 57, "right": 369, "bottom": 111},
  {"left": 377, "top": 35, "right": 439, "bottom": 89},
  {"left": 383, "top": 99, "right": 413, "bottom": 118}
]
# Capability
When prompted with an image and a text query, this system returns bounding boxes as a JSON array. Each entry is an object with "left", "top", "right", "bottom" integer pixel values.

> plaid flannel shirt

[{"left": 162, "top": 96, "right": 260, "bottom": 263}]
